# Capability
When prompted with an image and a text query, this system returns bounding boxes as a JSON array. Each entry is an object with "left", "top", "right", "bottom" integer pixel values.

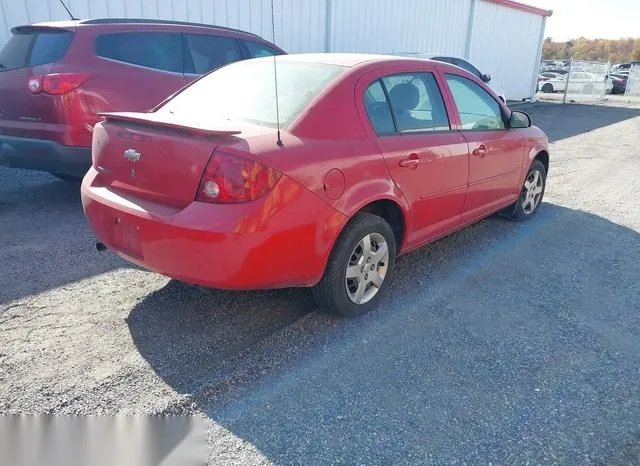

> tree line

[{"left": 542, "top": 37, "right": 640, "bottom": 64}]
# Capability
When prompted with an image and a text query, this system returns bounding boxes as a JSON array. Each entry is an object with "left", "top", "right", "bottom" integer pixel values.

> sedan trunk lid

[{"left": 92, "top": 112, "right": 243, "bottom": 208}]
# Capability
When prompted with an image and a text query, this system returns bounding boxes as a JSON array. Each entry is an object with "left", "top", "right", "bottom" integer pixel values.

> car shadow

[
  {"left": 523, "top": 103, "right": 640, "bottom": 142},
  {"left": 128, "top": 204, "right": 640, "bottom": 463},
  {"left": 0, "top": 170, "right": 124, "bottom": 304}
]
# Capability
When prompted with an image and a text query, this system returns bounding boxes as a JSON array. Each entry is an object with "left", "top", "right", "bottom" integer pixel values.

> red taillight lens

[
  {"left": 196, "top": 152, "right": 282, "bottom": 204},
  {"left": 28, "top": 73, "right": 90, "bottom": 95}
]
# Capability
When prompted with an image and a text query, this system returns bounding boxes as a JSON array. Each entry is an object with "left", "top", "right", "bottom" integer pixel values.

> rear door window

[
  {"left": 364, "top": 80, "right": 395, "bottom": 134},
  {"left": 95, "top": 32, "right": 183, "bottom": 73},
  {"left": 183, "top": 34, "right": 242, "bottom": 74},
  {"left": 243, "top": 40, "right": 281, "bottom": 58},
  {"left": 380, "top": 73, "right": 450, "bottom": 133},
  {"left": 0, "top": 31, "right": 73, "bottom": 71}
]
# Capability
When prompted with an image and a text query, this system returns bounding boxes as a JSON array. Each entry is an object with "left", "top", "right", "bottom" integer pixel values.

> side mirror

[
  {"left": 509, "top": 110, "right": 531, "bottom": 129},
  {"left": 481, "top": 73, "right": 491, "bottom": 83}
]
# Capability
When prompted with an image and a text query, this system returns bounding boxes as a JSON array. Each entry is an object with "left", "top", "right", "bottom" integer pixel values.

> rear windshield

[
  {"left": 158, "top": 59, "right": 345, "bottom": 128},
  {"left": 0, "top": 30, "right": 73, "bottom": 71}
]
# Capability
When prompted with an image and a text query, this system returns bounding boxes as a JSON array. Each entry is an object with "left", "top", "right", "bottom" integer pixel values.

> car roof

[
  {"left": 391, "top": 52, "right": 465, "bottom": 61},
  {"left": 27, "top": 18, "right": 261, "bottom": 38},
  {"left": 252, "top": 53, "right": 434, "bottom": 67}
]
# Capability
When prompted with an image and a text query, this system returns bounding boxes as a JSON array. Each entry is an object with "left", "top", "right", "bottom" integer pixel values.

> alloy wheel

[
  {"left": 345, "top": 233, "right": 389, "bottom": 304},
  {"left": 521, "top": 169, "right": 544, "bottom": 214}
]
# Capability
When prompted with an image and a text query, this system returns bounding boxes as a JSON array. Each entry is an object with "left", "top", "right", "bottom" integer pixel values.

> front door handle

[
  {"left": 399, "top": 158, "right": 419, "bottom": 168},
  {"left": 472, "top": 144, "right": 487, "bottom": 157},
  {"left": 399, "top": 153, "right": 420, "bottom": 169}
]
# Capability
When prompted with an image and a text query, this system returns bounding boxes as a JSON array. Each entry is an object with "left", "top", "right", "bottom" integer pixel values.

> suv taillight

[
  {"left": 196, "top": 152, "right": 282, "bottom": 204},
  {"left": 28, "top": 73, "right": 90, "bottom": 95}
]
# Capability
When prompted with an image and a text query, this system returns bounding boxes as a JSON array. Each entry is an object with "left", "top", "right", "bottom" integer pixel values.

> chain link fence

[
  {"left": 624, "top": 64, "right": 640, "bottom": 96},
  {"left": 537, "top": 58, "right": 611, "bottom": 102},
  {"left": 562, "top": 59, "right": 611, "bottom": 102}
]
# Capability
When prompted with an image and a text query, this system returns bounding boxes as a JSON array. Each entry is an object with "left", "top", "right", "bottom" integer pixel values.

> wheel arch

[
  {"left": 357, "top": 198, "right": 407, "bottom": 254},
  {"left": 534, "top": 150, "right": 549, "bottom": 174}
]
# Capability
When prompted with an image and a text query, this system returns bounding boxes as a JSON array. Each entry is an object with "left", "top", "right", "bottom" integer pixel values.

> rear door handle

[
  {"left": 398, "top": 152, "right": 438, "bottom": 168},
  {"left": 472, "top": 144, "right": 487, "bottom": 157}
]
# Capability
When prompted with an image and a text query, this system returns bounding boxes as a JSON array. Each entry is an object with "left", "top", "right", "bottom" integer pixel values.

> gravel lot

[{"left": 1, "top": 102, "right": 640, "bottom": 464}]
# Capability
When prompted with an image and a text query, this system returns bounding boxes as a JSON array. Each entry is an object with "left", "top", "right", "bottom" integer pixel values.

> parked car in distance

[
  {"left": 536, "top": 71, "right": 562, "bottom": 91},
  {"left": 611, "top": 61, "right": 640, "bottom": 71},
  {"left": 539, "top": 71, "right": 561, "bottom": 79},
  {"left": 541, "top": 68, "right": 568, "bottom": 75},
  {"left": 539, "top": 71, "right": 613, "bottom": 94},
  {"left": 609, "top": 73, "right": 628, "bottom": 94},
  {"left": 390, "top": 52, "right": 507, "bottom": 102},
  {"left": 82, "top": 53, "right": 549, "bottom": 317},
  {"left": 0, "top": 18, "right": 285, "bottom": 180}
]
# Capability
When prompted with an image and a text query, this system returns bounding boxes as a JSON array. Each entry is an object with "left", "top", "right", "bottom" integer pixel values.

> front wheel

[
  {"left": 312, "top": 213, "right": 396, "bottom": 317},
  {"left": 504, "top": 159, "right": 547, "bottom": 221},
  {"left": 541, "top": 83, "right": 554, "bottom": 93}
]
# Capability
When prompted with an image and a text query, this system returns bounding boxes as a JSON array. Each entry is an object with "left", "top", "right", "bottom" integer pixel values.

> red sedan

[{"left": 82, "top": 54, "right": 549, "bottom": 317}]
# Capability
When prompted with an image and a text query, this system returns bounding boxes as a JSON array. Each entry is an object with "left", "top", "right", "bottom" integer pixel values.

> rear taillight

[
  {"left": 196, "top": 152, "right": 282, "bottom": 204},
  {"left": 27, "top": 73, "right": 90, "bottom": 95}
]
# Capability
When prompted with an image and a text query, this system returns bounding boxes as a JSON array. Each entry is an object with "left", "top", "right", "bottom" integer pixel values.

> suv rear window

[
  {"left": 95, "top": 32, "right": 183, "bottom": 73},
  {"left": 0, "top": 30, "right": 73, "bottom": 71}
]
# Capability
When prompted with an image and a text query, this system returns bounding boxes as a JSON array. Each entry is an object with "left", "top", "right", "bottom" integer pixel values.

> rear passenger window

[
  {"left": 364, "top": 81, "right": 395, "bottom": 134},
  {"left": 95, "top": 32, "right": 183, "bottom": 73},
  {"left": 445, "top": 74, "right": 505, "bottom": 130},
  {"left": 243, "top": 41, "right": 280, "bottom": 58},
  {"left": 184, "top": 34, "right": 242, "bottom": 74},
  {"left": 382, "top": 73, "right": 450, "bottom": 133}
]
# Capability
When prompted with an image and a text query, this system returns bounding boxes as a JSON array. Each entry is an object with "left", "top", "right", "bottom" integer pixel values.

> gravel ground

[{"left": 1, "top": 102, "right": 640, "bottom": 464}]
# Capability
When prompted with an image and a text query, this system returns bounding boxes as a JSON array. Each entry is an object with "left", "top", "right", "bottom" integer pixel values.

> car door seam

[
  {"left": 419, "top": 184, "right": 467, "bottom": 200},
  {"left": 467, "top": 167, "right": 520, "bottom": 187}
]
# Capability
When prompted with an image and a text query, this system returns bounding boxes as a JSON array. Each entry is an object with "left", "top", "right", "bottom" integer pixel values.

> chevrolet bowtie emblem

[{"left": 124, "top": 148, "right": 141, "bottom": 162}]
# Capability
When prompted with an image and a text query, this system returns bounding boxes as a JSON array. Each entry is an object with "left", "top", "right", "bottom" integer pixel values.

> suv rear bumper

[{"left": 0, "top": 136, "right": 90, "bottom": 178}]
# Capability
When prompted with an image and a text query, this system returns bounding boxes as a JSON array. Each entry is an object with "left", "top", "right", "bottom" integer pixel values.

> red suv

[{"left": 0, "top": 19, "right": 284, "bottom": 180}]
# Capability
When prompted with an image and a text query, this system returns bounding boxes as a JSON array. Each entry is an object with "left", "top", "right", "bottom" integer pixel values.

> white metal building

[{"left": 0, "top": 0, "right": 551, "bottom": 100}]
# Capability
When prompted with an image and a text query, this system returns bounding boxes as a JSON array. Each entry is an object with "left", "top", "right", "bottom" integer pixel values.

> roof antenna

[
  {"left": 270, "top": 0, "right": 283, "bottom": 147},
  {"left": 58, "top": 0, "right": 78, "bottom": 20}
]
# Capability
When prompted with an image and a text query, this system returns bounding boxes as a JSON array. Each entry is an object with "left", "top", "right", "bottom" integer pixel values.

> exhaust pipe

[{"left": 96, "top": 242, "right": 108, "bottom": 252}]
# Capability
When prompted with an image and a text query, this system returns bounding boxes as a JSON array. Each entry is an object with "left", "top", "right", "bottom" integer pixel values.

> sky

[{"left": 524, "top": 0, "right": 640, "bottom": 41}]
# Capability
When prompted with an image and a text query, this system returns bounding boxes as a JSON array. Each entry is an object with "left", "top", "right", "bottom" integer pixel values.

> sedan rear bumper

[
  {"left": 81, "top": 167, "right": 348, "bottom": 290},
  {"left": 0, "top": 135, "right": 90, "bottom": 177}
]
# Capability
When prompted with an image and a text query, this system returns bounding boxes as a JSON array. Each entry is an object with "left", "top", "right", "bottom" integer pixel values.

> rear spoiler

[
  {"left": 98, "top": 112, "right": 242, "bottom": 137},
  {"left": 11, "top": 25, "right": 77, "bottom": 34}
]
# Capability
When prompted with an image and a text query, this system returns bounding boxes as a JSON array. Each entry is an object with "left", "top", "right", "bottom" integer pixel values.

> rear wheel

[
  {"left": 541, "top": 83, "right": 554, "bottom": 93},
  {"left": 582, "top": 83, "right": 594, "bottom": 94},
  {"left": 504, "top": 159, "right": 546, "bottom": 221},
  {"left": 312, "top": 213, "right": 396, "bottom": 317},
  {"left": 51, "top": 173, "right": 81, "bottom": 183}
]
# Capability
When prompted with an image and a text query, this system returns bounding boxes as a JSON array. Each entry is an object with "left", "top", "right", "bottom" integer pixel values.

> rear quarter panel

[{"left": 216, "top": 66, "right": 412, "bottom": 248}]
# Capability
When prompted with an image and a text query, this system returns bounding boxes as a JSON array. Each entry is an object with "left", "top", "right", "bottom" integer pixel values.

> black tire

[
  {"left": 541, "top": 83, "right": 553, "bottom": 93},
  {"left": 503, "top": 159, "right": 547, "bottom": 221},
  {"left": 52, "top": 173, "right": 81, "bottom": 182},
  {"left": 312, "top": 212, "right": 396, "bottom": 317}
]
